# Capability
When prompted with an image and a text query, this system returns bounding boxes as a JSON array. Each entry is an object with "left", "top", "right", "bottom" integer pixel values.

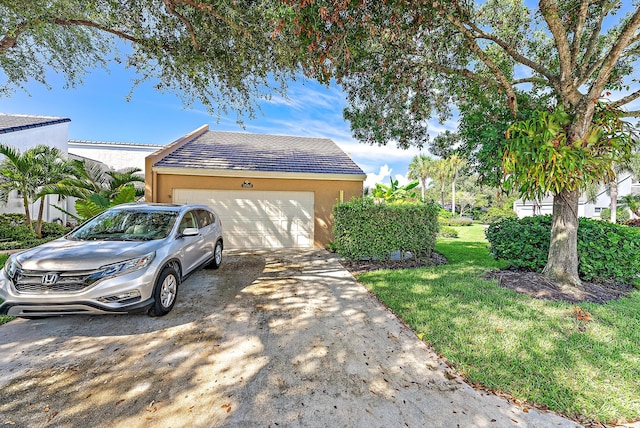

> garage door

[{"left": 173, "top": 189, "right": 314, "bottom": 249}]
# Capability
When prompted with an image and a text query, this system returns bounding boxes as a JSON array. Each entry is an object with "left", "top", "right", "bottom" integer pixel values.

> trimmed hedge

[
  {"left": 486, "top": 215, "right": 640, "bottom": 283},
  {"left": 333, "top": 198, "right": 440, "bottom": 261},
  {"left": 480, "top": 207, "right": 517, "bottom": 224}
]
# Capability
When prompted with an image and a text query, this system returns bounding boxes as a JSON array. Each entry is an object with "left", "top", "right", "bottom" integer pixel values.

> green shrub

[
  {"left": 438, "top": 209, "right": 453, "bottom": 219},
  {"left": 440, "top": 217, "right": 474, "bottom": 227},
  {"left": 333, "top": 198, "right": 440, "bottom": 261},
  {"left": 0, "top": 214, "right": 34, "bottom": 241},
  {"left": 480, "top": 207, "right": 517, "bottom": 224},
  {"left": 0, "top": 214, "right": 70, "bottom": 245},
  {"left": 39, "top": 221, "right": 71, "bottom": 238},
  {"left": 438, "top": 226, "right": 459, "bottom": 238},
  {"left": 0, "top": 253, "right": 8, "bottom": 267},
  {"left": 600, "top": 207, "right": 630, "bottom": 223},
  {"left": 486, "top": 215, "right": 640, "bottom": 283}
]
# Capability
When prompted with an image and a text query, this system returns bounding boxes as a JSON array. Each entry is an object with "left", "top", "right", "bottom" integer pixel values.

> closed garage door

[{"left": 173, "top": 189, "right": 314, "bottom": 249}]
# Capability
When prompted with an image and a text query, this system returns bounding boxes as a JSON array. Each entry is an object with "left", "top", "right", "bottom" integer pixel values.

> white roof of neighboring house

[{"left": 0, "top": 113, "right": 70, "bottom": 134}]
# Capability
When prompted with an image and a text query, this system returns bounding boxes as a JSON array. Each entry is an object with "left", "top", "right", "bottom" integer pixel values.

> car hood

[{"left": 15, "top": 238, "right": 159, "bottom": 271}]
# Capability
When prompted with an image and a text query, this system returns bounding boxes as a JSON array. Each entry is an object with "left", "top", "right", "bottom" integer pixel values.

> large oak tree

[{"left": 286, "top": 0, "right": 640, "bottom": 287}]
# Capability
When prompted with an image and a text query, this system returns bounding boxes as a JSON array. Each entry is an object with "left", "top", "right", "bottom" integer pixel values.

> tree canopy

[{"left": 0, "top": 0, "right": 303, "bottom": 120}]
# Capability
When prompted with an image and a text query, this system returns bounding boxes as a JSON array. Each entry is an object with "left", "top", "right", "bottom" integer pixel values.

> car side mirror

[{"left": 180, "top": 227, "right": 199, "bottom": 237}]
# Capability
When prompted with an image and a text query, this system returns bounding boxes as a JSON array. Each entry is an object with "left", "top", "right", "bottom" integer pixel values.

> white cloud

[{"left": 364, "top": 165, "right": 392, "bottom": 190}]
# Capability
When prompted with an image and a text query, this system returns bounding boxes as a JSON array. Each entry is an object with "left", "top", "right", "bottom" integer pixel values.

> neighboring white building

[
  {"left": 0, "top": 113, "right": 74, "bottom": 223},
  {"left": 0, "top": 113, "right": 162, "bottom": 224},
  {"left": 68, "top": 140, "right": 163, "bottom": 173},
  {"left": 514, "top": 172, "right": 640, "bottom": 219}
]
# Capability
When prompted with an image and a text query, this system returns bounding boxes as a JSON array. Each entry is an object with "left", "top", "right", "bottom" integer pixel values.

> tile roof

[
  {"left": 0, "top": 113, "right": 70, "bottom": 134},
  {"left": 154, "top": 130, "right": 365, "bottom": 176}
]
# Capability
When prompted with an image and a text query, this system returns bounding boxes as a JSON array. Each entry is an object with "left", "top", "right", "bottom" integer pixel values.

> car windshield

[{"left": 70, "top": 209, "right": 179, "bottom": 241}]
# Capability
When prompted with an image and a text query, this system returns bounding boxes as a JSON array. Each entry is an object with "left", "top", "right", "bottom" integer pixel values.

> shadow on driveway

[{"left": 0, "top": 250, "right": 578, "bottom": 427}]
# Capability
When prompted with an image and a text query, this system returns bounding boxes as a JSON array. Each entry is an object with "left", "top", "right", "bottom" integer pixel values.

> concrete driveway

[{"left": 0, "top": 250, "right": 578, "bottom": 427}]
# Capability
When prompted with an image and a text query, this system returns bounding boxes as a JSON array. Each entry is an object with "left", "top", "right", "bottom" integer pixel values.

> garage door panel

[{"left": 173, "top": 189, "right": 314, "bottom": 249}]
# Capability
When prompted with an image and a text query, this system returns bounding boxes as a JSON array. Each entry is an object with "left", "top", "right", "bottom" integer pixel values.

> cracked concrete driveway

[{"left": 0, "top": 249, "right": 578, "bottom": 427}]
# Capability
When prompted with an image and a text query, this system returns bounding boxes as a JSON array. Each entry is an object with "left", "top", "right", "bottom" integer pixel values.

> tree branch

[
  {"left": 53, "top": 18, "right": 143, "bottom": 45},
  {"left": 539, "top": 0, "right": 574, "bottom": 98},
  {"left": 570, "top": 0, "right": 590, "bottom": 67},
  {"left": 611, "top": 88, "right": 640, "bottom": 108},
  {"left": 620, "top": 110, "right": 640, "bottom": 118},
  {"left": 578, "top": 0, "right": 607, "bottom": 83},
  {"left": 587, "top": 6, "right": 640, "bottom": 102},
  {"left": 432, "top": 1, "right": 519, "bottom": 115},
  {"left": 0, "top": 20, "right": 32, "bottom": 52},
  {"left": 163, "top": 0, "right": 199, "bottom": 50},
  {"left": 457, "top": 13, "right": 555, "bottom": 84},
  {"left": 512, "top": 77, "right": 550, "bottom": 86}
]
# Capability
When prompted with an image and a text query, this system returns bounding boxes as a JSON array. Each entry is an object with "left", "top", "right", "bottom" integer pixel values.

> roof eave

[{"left": 152, "top": 166, "right": 366, "bottom": 181}]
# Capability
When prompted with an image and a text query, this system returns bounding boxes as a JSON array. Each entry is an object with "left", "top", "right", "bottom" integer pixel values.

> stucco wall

[{"left": 149, "top": 173, "right": 362, "bottom": 247}]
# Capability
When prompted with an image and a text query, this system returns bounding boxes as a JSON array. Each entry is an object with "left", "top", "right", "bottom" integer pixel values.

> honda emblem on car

[{"left": 41, "top": 273, "right": 60, "bottom": 285}]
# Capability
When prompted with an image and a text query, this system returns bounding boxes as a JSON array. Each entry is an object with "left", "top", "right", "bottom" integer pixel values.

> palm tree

[
  {"left": 32, "top": 146, "right": 75, "bottom": 237},
  {"left": 42, "top": 159, "right": 144, "bottom": 220},
  {"left": 407, "top": 154, "right": 434, "bottom": 201},
  {"left": 0, "top": 144, "right": 46, "bottom": 233},
  {"left": 447, "top": 155, "right": 467, "bottom": 215},
  {"left": 431, "top": 159, "right": 450, "bottom": 208}
]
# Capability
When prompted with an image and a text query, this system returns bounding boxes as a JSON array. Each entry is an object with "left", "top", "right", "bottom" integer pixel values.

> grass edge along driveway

[
  {"left": 357, "top": 224, "right": 640, "bottom": 425},
  {"left": 0, "top": 253, "right": 11, "bottom": 326}
]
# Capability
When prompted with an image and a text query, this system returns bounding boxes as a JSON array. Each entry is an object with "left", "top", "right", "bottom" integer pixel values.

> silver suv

[{"left": 0, "top": 203, "right": 223, "bottom": 317}]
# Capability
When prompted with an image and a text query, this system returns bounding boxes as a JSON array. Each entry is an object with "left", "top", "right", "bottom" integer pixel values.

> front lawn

[{"left": 357, "top": 224, "right": 640, "bottom": 425}]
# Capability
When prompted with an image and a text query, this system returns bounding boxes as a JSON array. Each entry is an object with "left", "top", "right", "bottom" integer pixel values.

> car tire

[
  {"left": 149, "top": 266, "right": 180, "bottom": 317},
  {"left": 208, "top": 240, "right": 223, "bottom": 270}
]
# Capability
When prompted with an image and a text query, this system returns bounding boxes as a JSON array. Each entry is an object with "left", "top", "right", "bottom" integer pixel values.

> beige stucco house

[{"left": 145, "top": 125, "right": 366, "bottom": 249}]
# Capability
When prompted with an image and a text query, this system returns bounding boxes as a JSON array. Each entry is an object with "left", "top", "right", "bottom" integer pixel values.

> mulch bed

[
  {"left": 339, "top": 252, "right": 448, "bottom": 276},
  {"left": 486, "top": 269, "right": 636, "bottom": 304},
  {"left": 340, "top": 252, "right": 636, "bottom": 304}
]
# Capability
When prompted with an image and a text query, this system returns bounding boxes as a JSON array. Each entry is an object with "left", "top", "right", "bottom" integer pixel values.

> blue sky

[{"left": 0, "top": 63, "right": 455, "bottom": 190}]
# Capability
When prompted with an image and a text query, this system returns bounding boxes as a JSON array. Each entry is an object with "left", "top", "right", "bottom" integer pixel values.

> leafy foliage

[
  {"left": 480, "top": 206, "right": 517, "bottom": 225},
  {"left": 600, "top": 208, "right": 631, "bottom": 224},
  {"left": 439, "top": 217, "right": 473, "bottom": 227},
  {"left": 371, "top": 178, "right": 419, "bottom": 203},
  {"left": 437, "top": 226, "right": 458, "bottom": 238},
  {"left": 332, "top": 198, "right": 440, "bottom": 261},
  {"left": 0, "top": 214, "right": 71, "bottom": 250},
  {"left": 0, "top": 0, "right": 302, "bottom": 120},
  {"left": 503, "top": 105, "right": 636, "bottom": 201},
  {"left": 486, "top": 216, "right": 640, "bottom": 283}
]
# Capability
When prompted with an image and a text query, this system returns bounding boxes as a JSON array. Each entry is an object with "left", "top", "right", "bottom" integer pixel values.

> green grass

[
  {"left": 0, "top": 253, "right": 13, "bottom": 326},
  {"left": 357, "top": 224, "right": 640, "bottom": 424}
]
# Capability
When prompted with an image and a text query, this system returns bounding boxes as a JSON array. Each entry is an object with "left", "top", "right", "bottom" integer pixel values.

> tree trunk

[
  {"left": 440, "top": 185, "right": 445, "bottom": 207},
  {"left": 35, "top": 197, "right": 45, "bottom": 238},
  {"left": 22, "top": 193, "right": 33, "bottom": 233},
  {"left": 451, "top": 177, "right": 456, "bottom": 215},
  {"left": 543, "top": 189, "right": 581, "bottom": 287},
  {"left": 610, "top": 177, "right": 618, "bottom": 224},
  {"left": 420, "top": 178, "right": 426, "bottom": 201}
]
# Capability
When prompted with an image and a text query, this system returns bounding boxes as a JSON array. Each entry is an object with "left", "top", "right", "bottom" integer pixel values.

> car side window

[
  {"left": 179, "top": 211, "right": 198, "bottom": 233},
  {"left": 196, "top": 209, "right": 212, "bottom": 228}
]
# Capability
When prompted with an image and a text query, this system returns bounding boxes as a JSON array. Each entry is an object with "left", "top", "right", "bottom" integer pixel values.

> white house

[
  {"left": 514, "top": 172, "right": 640, "bottom": 219},
  {"left": 0, "top": 113, "right": 74, "bottom": 223}
]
